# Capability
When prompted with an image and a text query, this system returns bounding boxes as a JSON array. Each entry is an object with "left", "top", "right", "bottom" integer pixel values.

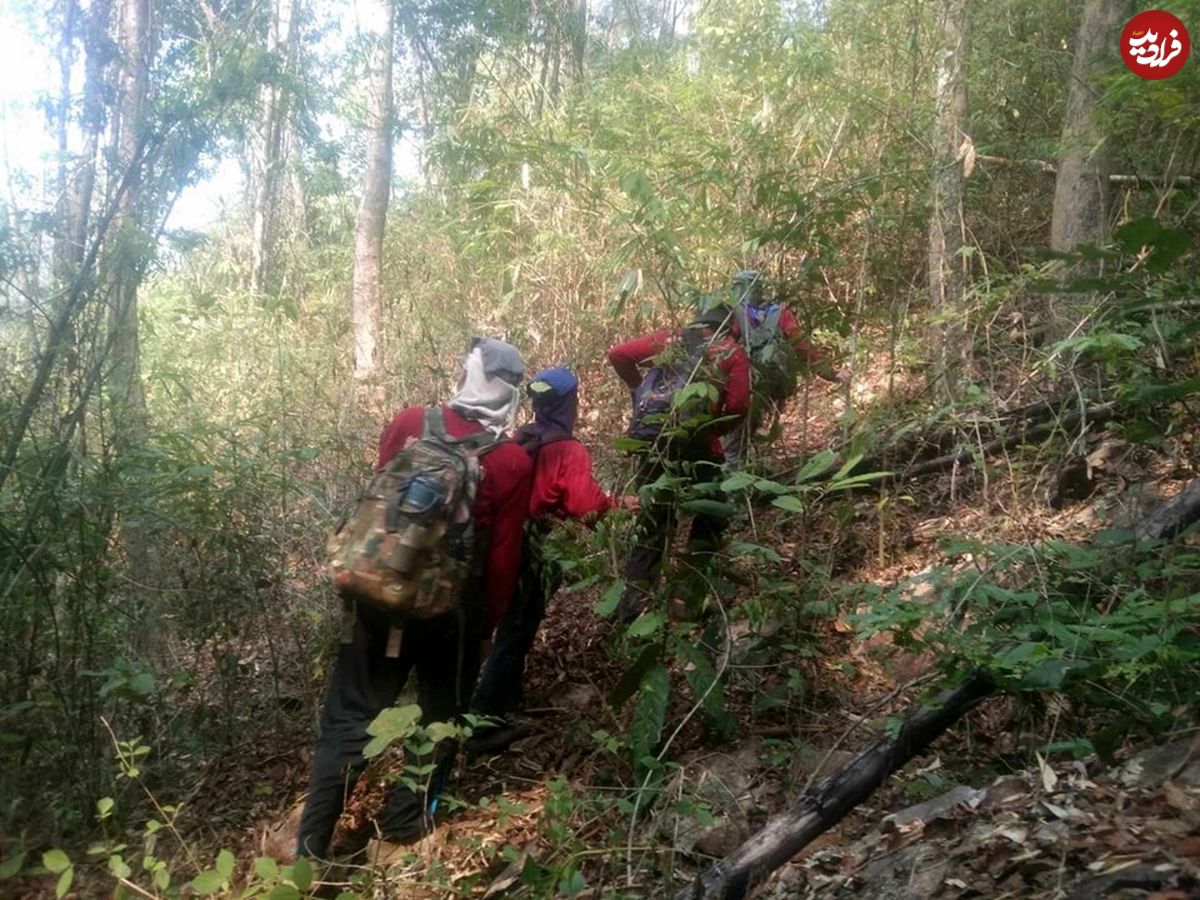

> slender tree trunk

[
  {"left": 927, "top": 0, "right": 969, "bottom": 396},
  {"left": 62, "top": 0, "right": 112, "bottom": 288},
  {"left": 107, "top": 0, "right": 149, "bottom": 434},
  {"left": 1045, "top": 0, "right": 1127, "bottom": 341},
  {"left": 352, "top": 0, "right": 394, "bottom": 379},
  {"left": 250, "top": 0, "right": 299, "bottom": 295}
]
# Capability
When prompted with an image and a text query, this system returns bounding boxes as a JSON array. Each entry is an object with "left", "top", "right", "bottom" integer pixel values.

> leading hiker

[
  {"left": 724, "top": 268, "right": 844, "bottom": 467},
  {"left": 297, "top": 337, "right": 532, "bottom": 859}
]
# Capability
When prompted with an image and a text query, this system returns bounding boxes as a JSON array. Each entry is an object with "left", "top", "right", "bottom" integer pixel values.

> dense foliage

[{"left": 0, "top": 0, "right": 1197, "bottom": 895}]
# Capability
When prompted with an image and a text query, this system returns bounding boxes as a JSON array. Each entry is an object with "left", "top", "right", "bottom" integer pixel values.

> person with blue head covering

[{"left": 469, "top": 367, "right": 637, "bottom": 753}]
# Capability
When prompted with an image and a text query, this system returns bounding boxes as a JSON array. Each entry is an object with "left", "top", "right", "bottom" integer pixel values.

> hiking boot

[{"left": 465, "top": 718, "right": 532, "bottom": 756}]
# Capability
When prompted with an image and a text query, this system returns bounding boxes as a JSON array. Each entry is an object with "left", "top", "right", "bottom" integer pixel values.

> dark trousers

[
  {"left": 472, "top": 531, "right": 562, "bottom": 718},
  {"left": 296, "top": 595, "right": 482, "bottom": 858},
  {"left": 620, "top": 452, "right": 727, "bottom": 620}
]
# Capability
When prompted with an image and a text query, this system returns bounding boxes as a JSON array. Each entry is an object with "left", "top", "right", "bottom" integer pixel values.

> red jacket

[
  {"left": 528, "top": 439, "right": 614, "bottom": 521},
  {"left": 774, "top": 307, "right": 827, "bottom": 371},
  {"left": 607, "top": 328, "right": 750, "bottom": 457},
  {"left": 376, "top": 405, "right": 532, "bottom": 634}
]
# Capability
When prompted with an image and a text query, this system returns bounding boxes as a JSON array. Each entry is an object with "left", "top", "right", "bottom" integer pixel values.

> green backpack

[{"left": 327, "top": 408, "right": 497, "bottom": 621}]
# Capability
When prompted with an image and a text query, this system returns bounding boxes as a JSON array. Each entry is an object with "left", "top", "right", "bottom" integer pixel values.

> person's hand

[{"left": 619, "top": 494, "right": 641, "bottom": 512}]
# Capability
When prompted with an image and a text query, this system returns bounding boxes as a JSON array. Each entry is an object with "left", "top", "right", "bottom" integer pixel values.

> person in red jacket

[
  {"left": 470, "top": 367, "right": 636, "bottom": 750},
  {"left": 725, "top": 269, "right": 843, "bottom": 466},
  {"left": 607, "top": 304, "right": 751, "bottom": 623},
  {"left": 297, "top": 337, "right": 532, "bottom": 859}
]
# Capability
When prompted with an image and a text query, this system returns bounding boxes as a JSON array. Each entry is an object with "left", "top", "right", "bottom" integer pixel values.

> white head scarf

[{"left": 448, "top": 338, "right": 524, "bottom": 436}]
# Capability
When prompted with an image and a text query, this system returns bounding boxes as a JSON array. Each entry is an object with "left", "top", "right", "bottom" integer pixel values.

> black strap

[{"left": 423, "top": 406, "right": 501, "bottom": 454}]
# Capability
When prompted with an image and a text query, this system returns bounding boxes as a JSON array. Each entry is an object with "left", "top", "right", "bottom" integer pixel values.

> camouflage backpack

[{"left": 327, "top": 408, "right": 498, "bottom": 621}]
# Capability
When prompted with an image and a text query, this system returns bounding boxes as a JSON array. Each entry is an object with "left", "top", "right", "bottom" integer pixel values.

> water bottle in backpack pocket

[{"left": 327, "top": 408, "right": 497, "bottom": 620}]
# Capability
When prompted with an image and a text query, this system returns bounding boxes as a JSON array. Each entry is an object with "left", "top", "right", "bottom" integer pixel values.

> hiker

[
  {"left": 724, "top": 268, "right": 843, "bottom": 467},
  {"left": 297, "top": 337, "right": 532, "bottom": 859},
  {"left": 607, "top": 303, "right": 750, "bottom": 623},
  {"left": 470, "top": 366, "right": 638, "bottom": 751}
]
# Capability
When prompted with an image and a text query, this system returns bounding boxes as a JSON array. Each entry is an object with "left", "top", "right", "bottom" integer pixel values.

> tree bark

[
  {"left": 249, "top": 0, "right": 299, "bottom": 295},
  {"left": 351, "top": 0, "right": 394, "bottom": 379},
  {"left": 107, "top": 0, "right": 150, "bottom": 438},
  {"left": 1045, "top": 0, "right": 1128, "bottom": 340},
  {"left": 679, "top": 671, "right": 997, "bottom": 900},
  {"left": 927, "top": 0, "right": 969, "bottom": 396}
]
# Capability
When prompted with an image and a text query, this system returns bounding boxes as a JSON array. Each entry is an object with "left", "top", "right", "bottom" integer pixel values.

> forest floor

[
  {"left": 25, "top": 367, "right": 1196, "bottom": 899},
  {"left": 230, "top": 368, "right": 1200, "bottom": 899}
]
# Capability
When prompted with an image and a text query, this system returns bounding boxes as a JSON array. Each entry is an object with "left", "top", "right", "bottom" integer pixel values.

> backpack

[
  {"left": 327, "top": 408, "right": 498, "bottom": 620},
  {"left": 627, "top": 326, "right": 715, "bottom": 444},
  {"left": 735, "top": 301, "right": 798, "bottom": 401}
]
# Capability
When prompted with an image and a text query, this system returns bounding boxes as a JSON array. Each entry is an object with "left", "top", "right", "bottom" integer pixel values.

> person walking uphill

[
  {"left": 724, "top": 268, "right": 843, "bottom": 466},
  {"left": 607, "top": 304, "right": 750, "bottom": 624},
  {"left": 470, "top": 367, "right": 636, "bottom": 750},
  {"left": 297, "top": 338, "right": 532, "bottom": 859}
]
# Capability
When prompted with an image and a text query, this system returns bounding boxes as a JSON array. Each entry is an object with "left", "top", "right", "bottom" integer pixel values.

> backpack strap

[{"left": 425, "top": 406, "right": 501, "bottom": 455}]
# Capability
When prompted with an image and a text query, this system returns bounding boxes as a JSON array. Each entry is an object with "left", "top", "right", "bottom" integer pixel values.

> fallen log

[
  {"left": 888, "top": 402, "right": 1115, "bottom": 483},
  {"left": 677, "top": 670, "right": 996, "bottom": 900},
  {"left": 1134, "top": 477, "right": 1200, "bottom": 541}
]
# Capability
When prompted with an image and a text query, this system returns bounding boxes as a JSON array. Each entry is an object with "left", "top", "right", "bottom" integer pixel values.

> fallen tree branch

[
  {"left": 1134, "top": 477, "right": 1200, "bottom": 541},
  {"left": 976, "top": 154, "right": 1198, "bottom": 186},
  {"left": 681, "top": 461, "right": 1200, "bottom": 899},
  {"left": 889, "top": 401, "right": 1115, "bottom": 482},
  {"left": 677, "top": 670, "right": 996, "bottom": 900}
]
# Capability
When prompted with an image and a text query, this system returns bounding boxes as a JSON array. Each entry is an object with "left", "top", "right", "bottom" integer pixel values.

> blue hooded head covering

[{"left": 516, "top": 367, "right": 579, "bottom": 453}]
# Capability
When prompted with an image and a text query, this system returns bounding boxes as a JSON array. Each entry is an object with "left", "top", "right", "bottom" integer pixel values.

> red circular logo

[{"left": 1121, "top": 10, "right": 1190, "bottom": 79}]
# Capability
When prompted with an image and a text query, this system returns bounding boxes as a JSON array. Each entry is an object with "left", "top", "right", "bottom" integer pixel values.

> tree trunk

[
  {"left": 1045, "top": 0, "right": 1127, "bottom": 340},
  {"left": 927, "top": 0, "right": 969, "bottom": 396},
  {"left": 351, "top": 0, "right": 394, "bottom": 379},
  {"left": 249, "top": 0, "right": 299, "bottom": 295},
  {"left": 107, "top": 0, "right": 149, "bottom": 437}
]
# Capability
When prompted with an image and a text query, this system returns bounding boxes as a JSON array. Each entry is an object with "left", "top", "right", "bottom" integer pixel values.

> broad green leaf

[
  {"left": 771, "top": 495, "right": 806, "bottom": 513},
  {"left": 719, "top": 471, "right": 756, "bottom": 492},
  {"left": 191, "top": 870, "right": 225, "bottom": 895},
  {"left": 608, "top": 643, "right": 663, "bottom": 707},
  {"left": 629, "top": 664, "right": 669, "bottom": 768},
  {"left": 426, "top": 721, "right": 460, "bottom": 744},
  {"left": 594, "top": 580, "right": 623, "bottom": 617},
  {"left": 794, "top": 450, "right": 837, "bottom": 483},
  {"left": 0, "top": 852, "right": 25, "bottom": 880},
  {"left": 129, "top": 672, "right": 156, "bottom": 696},
  {"left": 216, "top": 849, "right": 236, "bottom": 878},
  {"left": 559, "top": 869, "right": 588, "bottom": 896},
  {"left": 43, "top": 850, "right": 71, "bottom": 874},
  {"left": 680, "top": 498, "right": 734, "bottom": 518},
  {"left": 267, "top": 885, "right": 300, "bottom": 900},
  {"left": 55, "top": 867, "right": 73, "bottom": 899},
  {"left": 108, "top": 855, "right": 132, "bottom": 880},
  {"left": 674, "top": 638, "right": 735, "bottom": 736},
  {"left": 612, "top": 436, "right": 649, "bottom": 453},
  {"left": 254, "top": 856, "right": 279, "bottom": 881},
  {"left": 627, "top": 610, "right": 665, "bottom": 639},
  {"left": 97, "top": 797, "right": 115, "bottom": 819},
  {"left": 290, "top": 855, "right": 313, "bottom": 892},
  {"left": 364, "top": 705, "right": 422, "bottom": 757}
]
